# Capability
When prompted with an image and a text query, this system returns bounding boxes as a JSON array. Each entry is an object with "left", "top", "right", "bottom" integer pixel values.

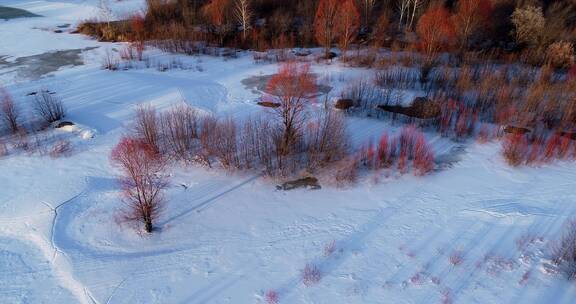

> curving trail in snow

[{"left": 1, "top": 1, "right": 576, "bottom": 303}]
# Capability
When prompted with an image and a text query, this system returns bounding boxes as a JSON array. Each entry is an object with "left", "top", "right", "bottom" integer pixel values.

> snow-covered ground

[{"left": 1, "top": 1, "right": 576, "bottom": 303}]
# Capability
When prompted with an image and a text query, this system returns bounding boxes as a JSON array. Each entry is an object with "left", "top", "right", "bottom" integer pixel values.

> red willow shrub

[
  {"left": 265, "top": 62, "right": 317, "bottom": 156},
  {"left": 110, "top": 137, "right": 168, "bottom": 233},
  {"left": 437, "top": 99, "right": 478, "bottom": 139},
  {"left": 416, "top": 5, "right": 456, "bottom": 56},
  {"left": 359, "top": 126, "right": 435, "bottom": 176},
  {"left": 502, "top": 134, "right": 528, "bottom": 167},
  {"left": 501, "top": 132, "right": 576, "bottom": 167}
]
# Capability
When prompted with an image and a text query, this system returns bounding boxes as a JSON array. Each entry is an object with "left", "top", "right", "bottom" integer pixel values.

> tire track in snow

[{"left": 33, "top": 177, "right": 99, "bottom": 304}]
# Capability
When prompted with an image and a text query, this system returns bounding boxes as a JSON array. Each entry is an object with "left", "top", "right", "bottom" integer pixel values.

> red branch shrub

[
  {"left": 266, "top": 63, "right": 317, "bottom": 156},
  {"left": 413, "top": 133, "right": 435, "bottom": 175},
  {"left": 110, "top": 137, "right": 168, "bottom": 233},
  {"left": 451, "top": 0, "right": 493, "bottom": 50},
  {"left": 265, "top": 290, "right": 279, "bottom": 304},
  {"left": 502, "top": 134, "right": 528, "bottom": 167},
  {"left": 335, "top": 0, "right": 360, "bottom": 54},
  {"left": 450, "top": 250, "right": 464, "bottom": 266},
  {"left": 314, "top": 0, "right": 339, "bottom": 59},
  {"left": 360, "top": 127, "right": 435, "bottom": 176},
  {"left": 301, "top": 263, "right": 322, "bottom": 286},
  {"left": 502, "top": 132, "right": 575, "bottom": 167},
  {"left": 416, "top": 5, "right": 456, "bottom": 56}
]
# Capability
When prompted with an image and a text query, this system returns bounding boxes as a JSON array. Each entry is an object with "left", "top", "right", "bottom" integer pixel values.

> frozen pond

[
  {"left": 0, "top": 6, "right": 39, "bottom": 20},
  {"left": 0, "top": 48, "right": 95, "bottom": 81}
]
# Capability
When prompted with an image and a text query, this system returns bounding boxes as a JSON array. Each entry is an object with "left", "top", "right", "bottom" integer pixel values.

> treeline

[{"left": 82, "top": 0, "right": 575, "bottom": 66}]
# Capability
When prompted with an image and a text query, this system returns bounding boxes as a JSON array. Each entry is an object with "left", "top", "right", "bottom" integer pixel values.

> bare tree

[
  {"left": 397, "top": 0, "right": 424, "bottom": 30},
  {"left": 33, "top": 90, "right": 65, "bottom": 124},
  {"left": 0, "top": 88, "right": 20, "bottom": 134},
  {"left": 408, "top": 0, "right": 423, "bottom": 30},
  {"left": 397, "top": 0, "right": 410, "bottom": 29},
  {"left": 111, "top": 137, "right": 168, "bottom": 233},
  {"left": 357, "top": 0, "right": 377, "bottom": 31},
  {"left": 314, "top": 0, "right": 340, "bottom": 59},
  {"left": 336, "top": 0, "right": 361, "bottom": 55},
  {"left": 234, "top": 0, "right": 252, "bottom": 41},
  {"left": 98, "top": 0, "right": 113, "bottom": 28},
  {"left": 202, "top": 0, "right": 231, "bottom": 46},
  {"left": 266, "top": 63, "right": 317, "bottom": 156}
]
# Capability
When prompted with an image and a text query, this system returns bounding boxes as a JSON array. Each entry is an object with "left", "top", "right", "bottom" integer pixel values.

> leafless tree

[
  {"left": 397, "top": 0, "right": 410, "bottom": 29},
  {"left": 33, "top": 90, "right": 65, "bottom": 124},
  {"left": 266, "top": 63, "right": 317, "bottom": 156},
  {"left": 111, "top": 137, "right": 168, "bottom": 233},
  {"left": 98, "top": 0, "right": 113, "bottom": 27},
  {"left": 357, "top": 0, "right": 376, "bottom": 31},
  {"left": 234, "top": 0, "right": 252, "bottom": 41},
  {"left": 408, "top": 0, "right": 423, "bottom": 29},
  {"left": 0, "top": 88, "right": 20, "bottom": 134},
  {"left": 397, "top": 0, "right": 424, "bottom": 30}
]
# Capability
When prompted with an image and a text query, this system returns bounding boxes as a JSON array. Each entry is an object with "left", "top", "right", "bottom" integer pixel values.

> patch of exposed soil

[
  {"left": 277, "top": 177, "right": 321, "bottom": 191},
  {"left": 0, "top": 6, "right": 39, "bottom": 20},
  {"left": 378, "top": 97, "right": 441, "bottom": 119},
  {"left": 504, "top": 126, "right": 531, "bottom": 135},
  {"left": 0, "top": 48, "right": 96, "bottom": 81}
]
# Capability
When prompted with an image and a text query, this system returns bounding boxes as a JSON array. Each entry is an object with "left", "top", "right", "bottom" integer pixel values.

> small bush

[
  {"left": 546, "top": 41, "right": 574, "bottom": 69},
  {"left": 301, "top": 263, "right": 321, "bottom": 286},
  {"left": 449, "top": 250, "right": 464, "bottom": 266},
  {"left": 265, "top": 290, "right": 279, "bottom": 304},
  {"left": 552, "top": 220, "right": 576, "bottom": 280},
  {"left": 502, "top": 134, "right": 528, "bottom": 167},
  {"left": 324, "top": 240, "right": 336, "bottom": 257},
  {"left": 102, "top": 48, "right": 119, "bottom": 70},
  {"left": 334, "top": 157, "right": 358, "bottom": 187},
  {"left": 0, "top": 140, "right": 8, "bottom": 157},
  {"left": 160, "top": 104, "right": 199, "bottom": 160},
  {"left": 50, "top": 140, "right": 72, "bottom": 158},
  {"left": 0, "top": 88, "right": 20, "bottom": 134},
  {"left": 33, "top": 90, "right": 65, "bottom": 124}
]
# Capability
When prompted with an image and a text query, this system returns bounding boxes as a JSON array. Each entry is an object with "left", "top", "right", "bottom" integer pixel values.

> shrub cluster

[
  {"left": 358, "top": 126, "right": 435, "bottom": 176},
  {"left": 131, "top": 102, "right": 350, "bottom": 177},
  {"left": 0, "top": 87, "right": 69, "bottom": 157},
  {"left": 501, "top": 132, "right": 576, "bottom": 167}
]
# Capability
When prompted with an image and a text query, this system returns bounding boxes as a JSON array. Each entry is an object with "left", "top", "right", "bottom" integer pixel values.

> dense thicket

[{"left": 81, "top": 0, "right": 575, "bottom": 66}]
